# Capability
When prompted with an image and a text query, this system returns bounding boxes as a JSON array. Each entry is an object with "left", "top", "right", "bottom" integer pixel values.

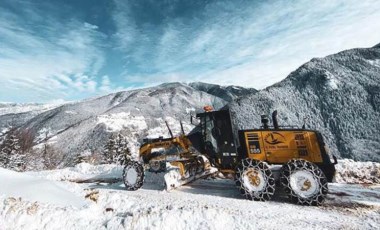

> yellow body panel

[
  {"left": 139, "top": 135, "right": 193, "bottom": 157},
  {"left": 244, "top": 130, "right": 323, "bottom": 164}
]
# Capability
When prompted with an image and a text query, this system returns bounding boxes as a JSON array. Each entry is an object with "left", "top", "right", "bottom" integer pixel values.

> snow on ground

[
  {"left": 26, "top": 163, "right": 124, "bottom": 182},
  {"left": 1, "top": 160, "right": 380, "bottom": 230},
  {"left": 0, "top": 168, "right": 86, "bottom": 209}
]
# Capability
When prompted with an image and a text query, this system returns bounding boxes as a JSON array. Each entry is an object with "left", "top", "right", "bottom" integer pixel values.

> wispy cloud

[
  {"left": 0, "top": 1, "right": 109, "bottom": 102},
  {"left": 113, "top": 0, "right": 380, "bottom": 89}
]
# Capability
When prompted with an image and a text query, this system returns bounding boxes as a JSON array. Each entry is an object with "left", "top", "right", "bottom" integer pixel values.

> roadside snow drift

[
  {"left": 0, "top": 160, "right": 380, "bottom": 229},
  {"left": 0, "top": 167, "right": 86, "bottom": 208},
  {"left": 335, "top": 159, "right": 380, "bottom": 184}
]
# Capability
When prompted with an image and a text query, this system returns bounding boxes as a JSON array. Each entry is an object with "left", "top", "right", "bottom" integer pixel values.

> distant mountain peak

[
  {"left": 158, "top": 82, "right": 188, "bottom": 88},
  {"left": 189, "top": 82, "right": 257, "bottom": 102}
]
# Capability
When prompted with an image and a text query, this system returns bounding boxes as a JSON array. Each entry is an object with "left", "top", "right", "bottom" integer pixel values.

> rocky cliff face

[{"left": 229, "top": 45, "right": 380, "bottom": 161}]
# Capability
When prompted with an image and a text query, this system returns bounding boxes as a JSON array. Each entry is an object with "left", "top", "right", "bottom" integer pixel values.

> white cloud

[
  {"left": 0, "top": 3, "right": 106, "bottom": 102},
  {"left": 98, "top": 75, "right": 127, "bottom": 95},
  {"left": 113, "top": 0, "right": 380, "bottom": 89},
  {"left": 2, "top": 0, "right": 380, "bottom": 102}
]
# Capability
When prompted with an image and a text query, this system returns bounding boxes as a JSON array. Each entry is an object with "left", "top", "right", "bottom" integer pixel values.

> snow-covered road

[{"left": 0, "top": 163, "right": 379, "bottom": 230}]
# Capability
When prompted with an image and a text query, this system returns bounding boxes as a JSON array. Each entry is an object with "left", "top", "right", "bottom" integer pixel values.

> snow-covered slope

[
  {"left": 229, "top": 44, "right": 380, "bottom": 161},
  {"left": 0, "top": 161, "right": 379, "bottom": 230},
  {"left": 0, "top": 102, "right": 66, "bottom": 134},
  {"left": 0, "top": 167, "right": 86, "bottom": 208},
  {"left": 0, "top": 102, "right": 66, "bottom": 116}
]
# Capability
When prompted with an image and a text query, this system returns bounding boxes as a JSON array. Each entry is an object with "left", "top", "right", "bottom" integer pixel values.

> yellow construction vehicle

[{"left": 122, "top": 109, "right": 337, "bottom": 205}]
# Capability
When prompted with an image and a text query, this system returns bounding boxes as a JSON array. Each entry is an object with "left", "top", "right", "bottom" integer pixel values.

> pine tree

[
  {"left": 104, "top": 134, "right": 117, "bottom": 163},
  {"left": 103, "top": 133, "right": 131, "bottom": 164},
  {"left": 115, "top": 142, "right": 132, "bottom": 165}
]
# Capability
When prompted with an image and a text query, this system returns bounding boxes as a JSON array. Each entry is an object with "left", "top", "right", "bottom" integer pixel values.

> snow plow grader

[{"left": 122, "top": 109, "right": 337, "bottom": 205}]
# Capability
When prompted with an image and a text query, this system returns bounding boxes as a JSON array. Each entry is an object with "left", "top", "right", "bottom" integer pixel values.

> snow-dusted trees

[
  {"left": 103, "top": 133, "right": 131, "bottom": 165},
  {"left": 0, "top": 129, "right": 26, "bottom": 171},
  {"left": 41, "top": 142, "right": 63, "bottom": 170}
]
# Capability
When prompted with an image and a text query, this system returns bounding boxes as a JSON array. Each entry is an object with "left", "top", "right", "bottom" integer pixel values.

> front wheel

[
  {"left": 280, "top": 159, "right": 328, "bottom": 205},
  {"left": 235, "top": 159, "right": 275, "bottom": 201},
  {"left": 123, "top": 161, "right": 144, "bottom": 191}
]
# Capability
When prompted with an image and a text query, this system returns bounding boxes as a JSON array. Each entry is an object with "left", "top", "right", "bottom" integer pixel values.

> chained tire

[
  {"left": 235, "top": 159, "right": 275, "bottom": 201},
  {"left": 123, "top": 161, "right": 144, "bottom": 191},
  {"left": 280, "top": 159, "right": 328, "bottom": 206}
]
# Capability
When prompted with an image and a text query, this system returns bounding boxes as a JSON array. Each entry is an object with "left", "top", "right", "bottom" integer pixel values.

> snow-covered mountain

[
  {"left": 1, "top": 44, "right": 379, "bottom": 164},
  {"left": 229, "top": 44, "right": 380, "bottom": 162},
  {"left": 0, "top": 82, "right": 241, "bottom": 164},
  {"left": 0, "top": 102, "right": 65, "bottom": 116},
  {"left": 0, "top": 102, "right": 66, "bottom": 131}
]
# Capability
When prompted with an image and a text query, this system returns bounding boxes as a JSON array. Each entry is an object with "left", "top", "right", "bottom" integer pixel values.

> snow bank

[
  {"left": 335, "top": 159, "right": 380, "bottom": 184},
  {"left": 2, "top": 180, "right": 378, "bottom": 230},
  {"left": 1, "top": 160, "right": 380, "bottom": 229},
  {"left": 27, "top": 163, "right": 123, "bottom": 182},
  {"left": 0, "top": 167, "right": 86, "bottom": 208}
]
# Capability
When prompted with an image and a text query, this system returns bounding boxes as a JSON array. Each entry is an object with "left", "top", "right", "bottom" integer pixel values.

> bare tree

[
  {"left": 40, "top": 132, "right": 63, "bottom": 169},
  {"left": 42, "top": 143, "right": 63, "bottom": 170},
  {"left": 17, "top": 128, "right": 35, "bottom": 154}
]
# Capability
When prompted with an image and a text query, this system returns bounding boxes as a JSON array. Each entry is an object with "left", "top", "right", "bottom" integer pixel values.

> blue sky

[{"left": 1, "top": 0, "right": 380, "bottom": 103}]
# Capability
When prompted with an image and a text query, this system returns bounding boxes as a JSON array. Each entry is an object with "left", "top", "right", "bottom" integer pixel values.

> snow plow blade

[{"left": 164, "top": 166, "right": 218, "bottom": 191}]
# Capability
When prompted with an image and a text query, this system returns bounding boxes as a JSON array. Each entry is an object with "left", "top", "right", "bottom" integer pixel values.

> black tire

[
  {"left": 235, "top": 159, "right": 275, "bottom": 201},
  {"left": 123, "top": 161, "right": 144, "bottom": 191},
  {"left": 280, "top": 159, "right": 328, "bottom": 205},
  {"left": 149, "top": 161, "right": 166, "bottom": 173}
]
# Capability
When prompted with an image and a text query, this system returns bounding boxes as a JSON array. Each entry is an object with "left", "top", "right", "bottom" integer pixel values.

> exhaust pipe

[
  {"left": 261, "top": 115, "right": 269, "bottom": 129},
  {"left": 272, "top": 110, "right": 279, "bottom": 129}
]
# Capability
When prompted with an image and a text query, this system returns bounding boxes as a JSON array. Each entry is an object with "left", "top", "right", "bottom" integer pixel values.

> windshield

[{"left": 201, "top": 115, "right": 218, "bottom": 152}]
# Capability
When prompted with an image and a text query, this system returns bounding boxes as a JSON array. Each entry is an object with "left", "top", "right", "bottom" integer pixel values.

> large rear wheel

[
  {"left": 235, "top": 159, "right": 275, "bottom": 201},
  {"left": 280, "top": 159, "right": 328, "bottom": 205},
  {"left": 123, "top": 161, "right": 144, "bottom": 191}
]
